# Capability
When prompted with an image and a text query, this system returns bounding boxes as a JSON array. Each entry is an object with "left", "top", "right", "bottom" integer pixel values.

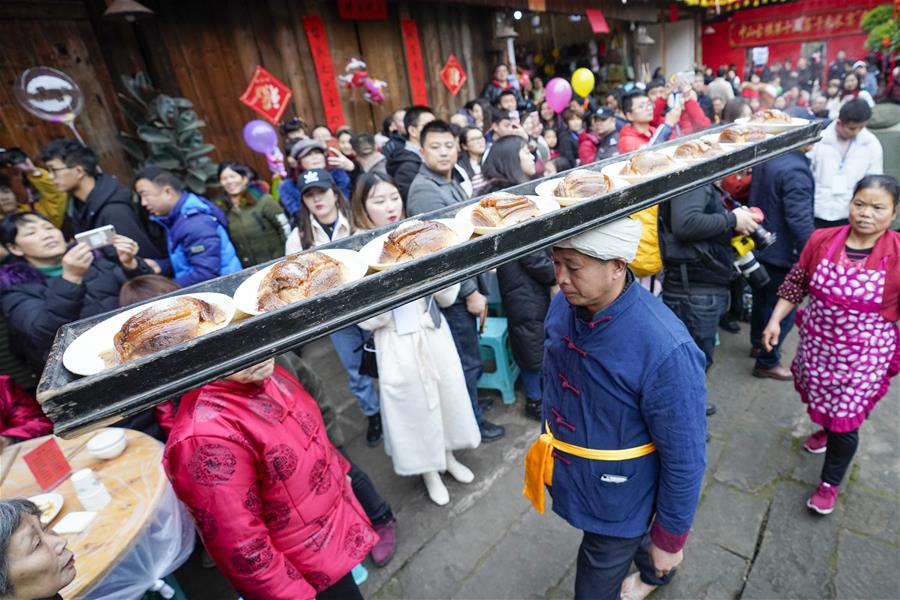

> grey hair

[{"left": 0, "top": 499, "right": 40, "bottom": 596}]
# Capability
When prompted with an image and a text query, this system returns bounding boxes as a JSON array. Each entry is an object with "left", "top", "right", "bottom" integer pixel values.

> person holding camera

[
  {"left": 0, "top": 148, "right": 67, "bottom": 229},
  {"left": 747, "top": 147, "right": 816, "bottom": 379},
  {"left": 659, "top": 184, "right": 760, "bottom": 374}
]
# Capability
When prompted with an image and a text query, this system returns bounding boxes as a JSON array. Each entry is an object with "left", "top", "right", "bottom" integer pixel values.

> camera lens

[
  {"left": 734, "top": 251, "right": 770, "bottom": 289},
  {"left": 750, "top": 225, "right": 777, "bottom": 250}
]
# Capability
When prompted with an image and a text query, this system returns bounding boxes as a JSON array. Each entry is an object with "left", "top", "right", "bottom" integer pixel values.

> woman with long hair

[
  {"left": 351, "top": 172, "right": 480, "bottom": 505},
  {"left": 481, "top": 137, "right": 555, "bottom": 420},
  {"left": 215, "top": 161, "right": 289, "bottom": 268},
  {"left": 840, "top": 72, "right": 875, "bottom": 108},
  {"left": 762, "top": 175, "right": 900, "bottom": 515}
]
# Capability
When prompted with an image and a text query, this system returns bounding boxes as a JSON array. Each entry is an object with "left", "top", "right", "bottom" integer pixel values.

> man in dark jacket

[
  {"left": 577, "top": 108, "right": 619, "bottom": 165},
  {"left": 659, "top": 185, "right": 759, "bottom": 372},
  {"left": 747, "top": 149, "right": 815, "bottom": 380},
  {"left": 386, "top": 105, "right": 435, "bottom": 203},
  {"left": 406, "top": 120, "right": 505, "bottom": 442},
  {"left": 134, "top": 167, "right": 242, "bottom": 287},
  {"left": 38, "top": 140, "right": 162, "bottom": 259}
]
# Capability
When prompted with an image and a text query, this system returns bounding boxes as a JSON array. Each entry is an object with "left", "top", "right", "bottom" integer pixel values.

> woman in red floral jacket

[{"left": 163, "top": 359, "right": 376, "bottom": 600}]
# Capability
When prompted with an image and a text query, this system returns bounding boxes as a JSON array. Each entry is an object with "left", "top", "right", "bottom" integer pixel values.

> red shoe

[
  {"left": 803, "top": 430, "right": 828, "bottom": 454},
  {"left": 806, "top": 482, "right": 838, "bottom": 515},
  {"left": 370, "top": 518, "right": 396, "bottom": 567}
]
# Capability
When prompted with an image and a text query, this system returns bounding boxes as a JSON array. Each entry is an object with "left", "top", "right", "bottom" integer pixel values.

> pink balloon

[
  {"left": 242, "top": 120, "right": 278, "bottom": 154},
  {"left": 545, "top": 77, "right": 573, "bottom": 114}
]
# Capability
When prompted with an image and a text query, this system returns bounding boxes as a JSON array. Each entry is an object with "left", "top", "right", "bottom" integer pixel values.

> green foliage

[
  {"left": 116, "top": 73, "right": 218, "bottom": 195},
  {"left": 860, "top": 5, "right": 899, "bottom": 56},
  {"left": 860, "top": 4, "right": 893, "bottom": 32}
]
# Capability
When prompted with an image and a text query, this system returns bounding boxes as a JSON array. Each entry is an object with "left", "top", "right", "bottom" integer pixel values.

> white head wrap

[{"left": 554, "top": 217, "right": 643, "bottom": 262}]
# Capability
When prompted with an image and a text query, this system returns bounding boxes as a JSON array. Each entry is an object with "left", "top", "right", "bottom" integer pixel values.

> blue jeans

[
  {"left": 575, "top": 531, "right": 674, "bottom": 600},
  {"left": 663, "top": 288, "right": 730, "bottom": 371},
  {"left": 441, "top": 302, "right": 485, "bottom": 424},
  {"left": 330, "top": 326, "right": 380, "bottom": 417},
  {"left": 521, "top": 368, "right": 542, "bottom": 400},
  {"left": 750, "top": 263, "right": 796, "bottom": 369}
]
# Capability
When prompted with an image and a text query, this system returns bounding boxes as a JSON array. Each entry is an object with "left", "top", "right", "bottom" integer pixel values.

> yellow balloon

[{"left": 571, "top": 68, "right": 595, "bottom": 97}]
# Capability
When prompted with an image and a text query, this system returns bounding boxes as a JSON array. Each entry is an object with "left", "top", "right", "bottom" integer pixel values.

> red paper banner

[
  {"left": 440, "top": 54, "right": 467, "bottom": 96},
  {"left": 585, "top": 8, "right": 610, "bottom": 34},
  {"left": 337, "top": 0, "right": 387, "bottom": 20},
  {"left": 400, "top": 19, "right": 428, "bottom": 106},
  {"left": 23, "top": 438, "right": 71, "bottom": 492},
  {"left": 303, "top": 16, "right": 346, "bottom": 132},
  {"left": 239, "top": 66, "right": 293, "bottom": 125},
  {"left": 729, "top": 9, "right": 867, "bottom": 47}
]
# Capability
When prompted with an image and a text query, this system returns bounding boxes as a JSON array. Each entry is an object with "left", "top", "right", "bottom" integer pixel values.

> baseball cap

[
  {"left": 289, "top": 139, "right": 327, "bottom": 160},
  {"left": 592, "top": 107, "right": 615, "bottom": 120},
  {"left": 852, "top": 60, "right": 867, "bottom": 70},
  {"left": 297, "top": 169, "right": 335, "bottom": 195}
]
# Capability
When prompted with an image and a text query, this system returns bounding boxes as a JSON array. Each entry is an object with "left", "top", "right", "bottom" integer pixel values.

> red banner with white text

[{"left": 303, "top": 16, "right": 346, "bottom": 132}]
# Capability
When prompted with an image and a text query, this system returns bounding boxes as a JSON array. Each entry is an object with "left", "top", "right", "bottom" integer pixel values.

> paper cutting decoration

[
  {"left": 239, "top": 66, "right": 293, "bottom": 125},
  {"left": 440, "top": 54, "right": 467, "bottom": 96}
]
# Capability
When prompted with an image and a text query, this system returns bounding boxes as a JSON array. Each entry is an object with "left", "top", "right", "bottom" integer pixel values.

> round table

[{"left": 1, "top": 428, "right": 193, "bottom": 599}]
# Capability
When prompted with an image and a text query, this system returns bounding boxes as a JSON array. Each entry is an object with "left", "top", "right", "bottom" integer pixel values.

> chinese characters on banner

[
  {"left": 400, "top": 19, "right": 428, "bottom": 106},
  {"left": 303, "top": 15, "right": 346, "bottom": 132},
  {"left": 337, "top": 0, "right": 387, "bottom": 20},
  {"left": 729, "top": 9, "right": 867, "bottom": 47},
  {"left": 440, "top": 54, "right": 467, "bottom": 96},
  {"left": 238, "top": 66, "right": 293, "bottom": 125}
]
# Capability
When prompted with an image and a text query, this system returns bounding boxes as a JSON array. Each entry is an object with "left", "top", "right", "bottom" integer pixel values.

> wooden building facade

[{"left": 0, "top": 0, "right": 496, "bottom": 180}]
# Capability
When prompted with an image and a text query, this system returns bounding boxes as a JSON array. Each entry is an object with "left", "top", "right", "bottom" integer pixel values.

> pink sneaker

[
  {"left": 370, "top": 518, "right": 396, "bottom": 567},
  {"left": 803, "top": 430, "right": 828, "bottom": 454},
  {"left": 806, "top": 482, "right": 838, "bottom": 515}
]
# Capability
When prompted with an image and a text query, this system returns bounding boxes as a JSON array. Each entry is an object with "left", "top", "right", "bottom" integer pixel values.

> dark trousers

[
  {"left": 339, "top": 448, "right": 393, "bottom": 526},
  {"left": 750, "top": 263, "right": 796, "bottom": 369},
  {"left": 821, "top": 428, "right": 860, "bottom": 486},
  {"left": 815, "top": 217, "right": 849, "bottom": 229},
  {"left": 575, "top": 531, "right": 674, "bottom": 600},
  {"left": 662, "top": 287, "right": 730, "bottom": 370},
  {"left": 317, "top": 572, "right": 363, "bottom": 600},
  {"left": 442, "top": 301, "right": 485, "bottom": 424}
]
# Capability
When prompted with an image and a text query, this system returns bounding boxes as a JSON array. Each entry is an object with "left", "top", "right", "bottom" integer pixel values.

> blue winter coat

[
  {"left": 151, "top": 192, "right": 242, "bottom": 287},
  {"left": 749, "top": 151, "right": 816, "bottom": 270},
  {"left": 542, "top": 279, "right": 707, "bottom": 542},
  {"left": 278, "top": 169, "right": 352, "bottom": 219}
]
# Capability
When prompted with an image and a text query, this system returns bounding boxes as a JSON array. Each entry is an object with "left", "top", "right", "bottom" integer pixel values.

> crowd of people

[{"left": 0, "top": 48, "right": 898, "bottom": 600}]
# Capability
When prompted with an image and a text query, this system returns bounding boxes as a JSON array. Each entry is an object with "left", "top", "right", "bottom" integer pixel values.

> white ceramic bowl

[{"left": 87, "top": 429, "right": 128, "bottom": 460}]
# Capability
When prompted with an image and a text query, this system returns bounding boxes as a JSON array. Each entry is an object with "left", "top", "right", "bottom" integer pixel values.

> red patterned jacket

[
  {"left": 163, "top": 365, "right": 375, "bottom": 599},
  {"left": 0, "top": 375, "right": 52, "bottom": 441}
]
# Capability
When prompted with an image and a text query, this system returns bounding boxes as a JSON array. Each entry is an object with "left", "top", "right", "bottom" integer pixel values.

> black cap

[
  {"left": 592, "top": 107, "right": 615, "bottom": 120},
  {"left": 297, "top": 169, "right": 335, "bottom": 195}
]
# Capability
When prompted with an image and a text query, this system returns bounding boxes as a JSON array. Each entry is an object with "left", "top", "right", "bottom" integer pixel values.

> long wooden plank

[{"left": 37, "top": 124, "right": 822, "bottom": 437}]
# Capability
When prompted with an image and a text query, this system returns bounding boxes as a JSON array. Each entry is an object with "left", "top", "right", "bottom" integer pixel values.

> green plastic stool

[{"left": 478, "top": 317, "right": 520, "bottom": 404}]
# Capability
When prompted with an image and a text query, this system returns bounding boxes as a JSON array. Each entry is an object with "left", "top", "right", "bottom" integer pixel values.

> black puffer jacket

[
  {"left": 497, "top": 250, "right": 556, "bottom": 372},
  {"left": 0, "top": 256, "right": 149, "bottom": 376}
]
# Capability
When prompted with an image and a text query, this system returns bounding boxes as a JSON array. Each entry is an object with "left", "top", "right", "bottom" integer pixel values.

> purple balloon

[
  {"left": 243, "top": 120, "right": 278, "bottom": 154},
  {"left": 545, "top": 77, "right": 573, "bottom": 114}
]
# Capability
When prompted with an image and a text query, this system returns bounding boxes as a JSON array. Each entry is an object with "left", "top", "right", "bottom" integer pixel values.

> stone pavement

[{"left": 176, "top": 327, "right": 900, "bottom": 599}]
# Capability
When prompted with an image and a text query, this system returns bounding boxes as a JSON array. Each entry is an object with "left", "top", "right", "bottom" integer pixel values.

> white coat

[
  {"left": 358, "top": 283, "right": 481, "bottom": 476},
  {"left": 285, "top": 211, "right": 353, "bottom": 254}
]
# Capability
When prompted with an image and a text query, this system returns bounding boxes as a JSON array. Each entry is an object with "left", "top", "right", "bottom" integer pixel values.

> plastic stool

[{"left": 478, "top": 317, "right": 520, "bottom": 403}]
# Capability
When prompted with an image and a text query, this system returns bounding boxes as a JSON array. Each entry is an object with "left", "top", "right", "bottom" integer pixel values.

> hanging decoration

[
  {"left": 303, "top": 15, "right": 346, "bottom": 132},
  {"left": 439, "top": 54, "right": 467, "bottom": 96},
  {"left": 584, "top": 9, "right": 610, "bottom": 34},
  {"left": 400, "top": 19, "right": 428, "bottom": 106},
  {"left": 238, "top": 66, "right": 293, "bottom": 125},
  {"left": 14, "top": 67, "right": 86, "bottom": 144},
  {"left": 338, "top": 58, "right": 388, "bottom": 104},
  {"left": 337, "top": 0, "right": 387, "bottom": 20}
]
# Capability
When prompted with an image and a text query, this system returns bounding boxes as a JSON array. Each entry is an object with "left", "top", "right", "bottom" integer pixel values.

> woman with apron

[{"left": 762, "top": 175, "right": 900, "bottom": 514}]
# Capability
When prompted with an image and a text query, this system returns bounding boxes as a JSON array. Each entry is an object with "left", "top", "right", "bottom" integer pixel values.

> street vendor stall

[{"left": 37, "top": 121, "right": 823, "bottom": 438}]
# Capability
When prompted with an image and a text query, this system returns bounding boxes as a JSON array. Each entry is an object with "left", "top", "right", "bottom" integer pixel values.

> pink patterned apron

[{"left": 792, "top": 226, "right": 899, "bottom": 433}]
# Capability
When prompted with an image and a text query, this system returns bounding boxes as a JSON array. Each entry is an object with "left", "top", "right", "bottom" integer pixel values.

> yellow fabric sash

[{"left": 523, "top": 423, "right": 657, "bottom": 513}]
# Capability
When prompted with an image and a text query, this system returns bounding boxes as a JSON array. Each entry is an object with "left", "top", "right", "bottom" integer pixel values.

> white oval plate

[
  {"left": 734, "top": 116, "right": 809, "bottom": 134},
  {"left": 455, "top": 195, "right": 560, "bottom": 235},
  {"left": 600, "top": 157, "right": 688, "bottom": 184},
  {"left": 534, "top": 176, "right": 629, "bottom": 206},
  {"left": 63, "top": 292, "right": 235, "bottom": 376},
  {"left": 358, "top": 218, "right": 475, "bottom": 271},
  {"left": 233, "top": 249, "right": 368, "bottom": 316},
  {"left": 28, "top": 492, "right": 64, "bottom": 525}
]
